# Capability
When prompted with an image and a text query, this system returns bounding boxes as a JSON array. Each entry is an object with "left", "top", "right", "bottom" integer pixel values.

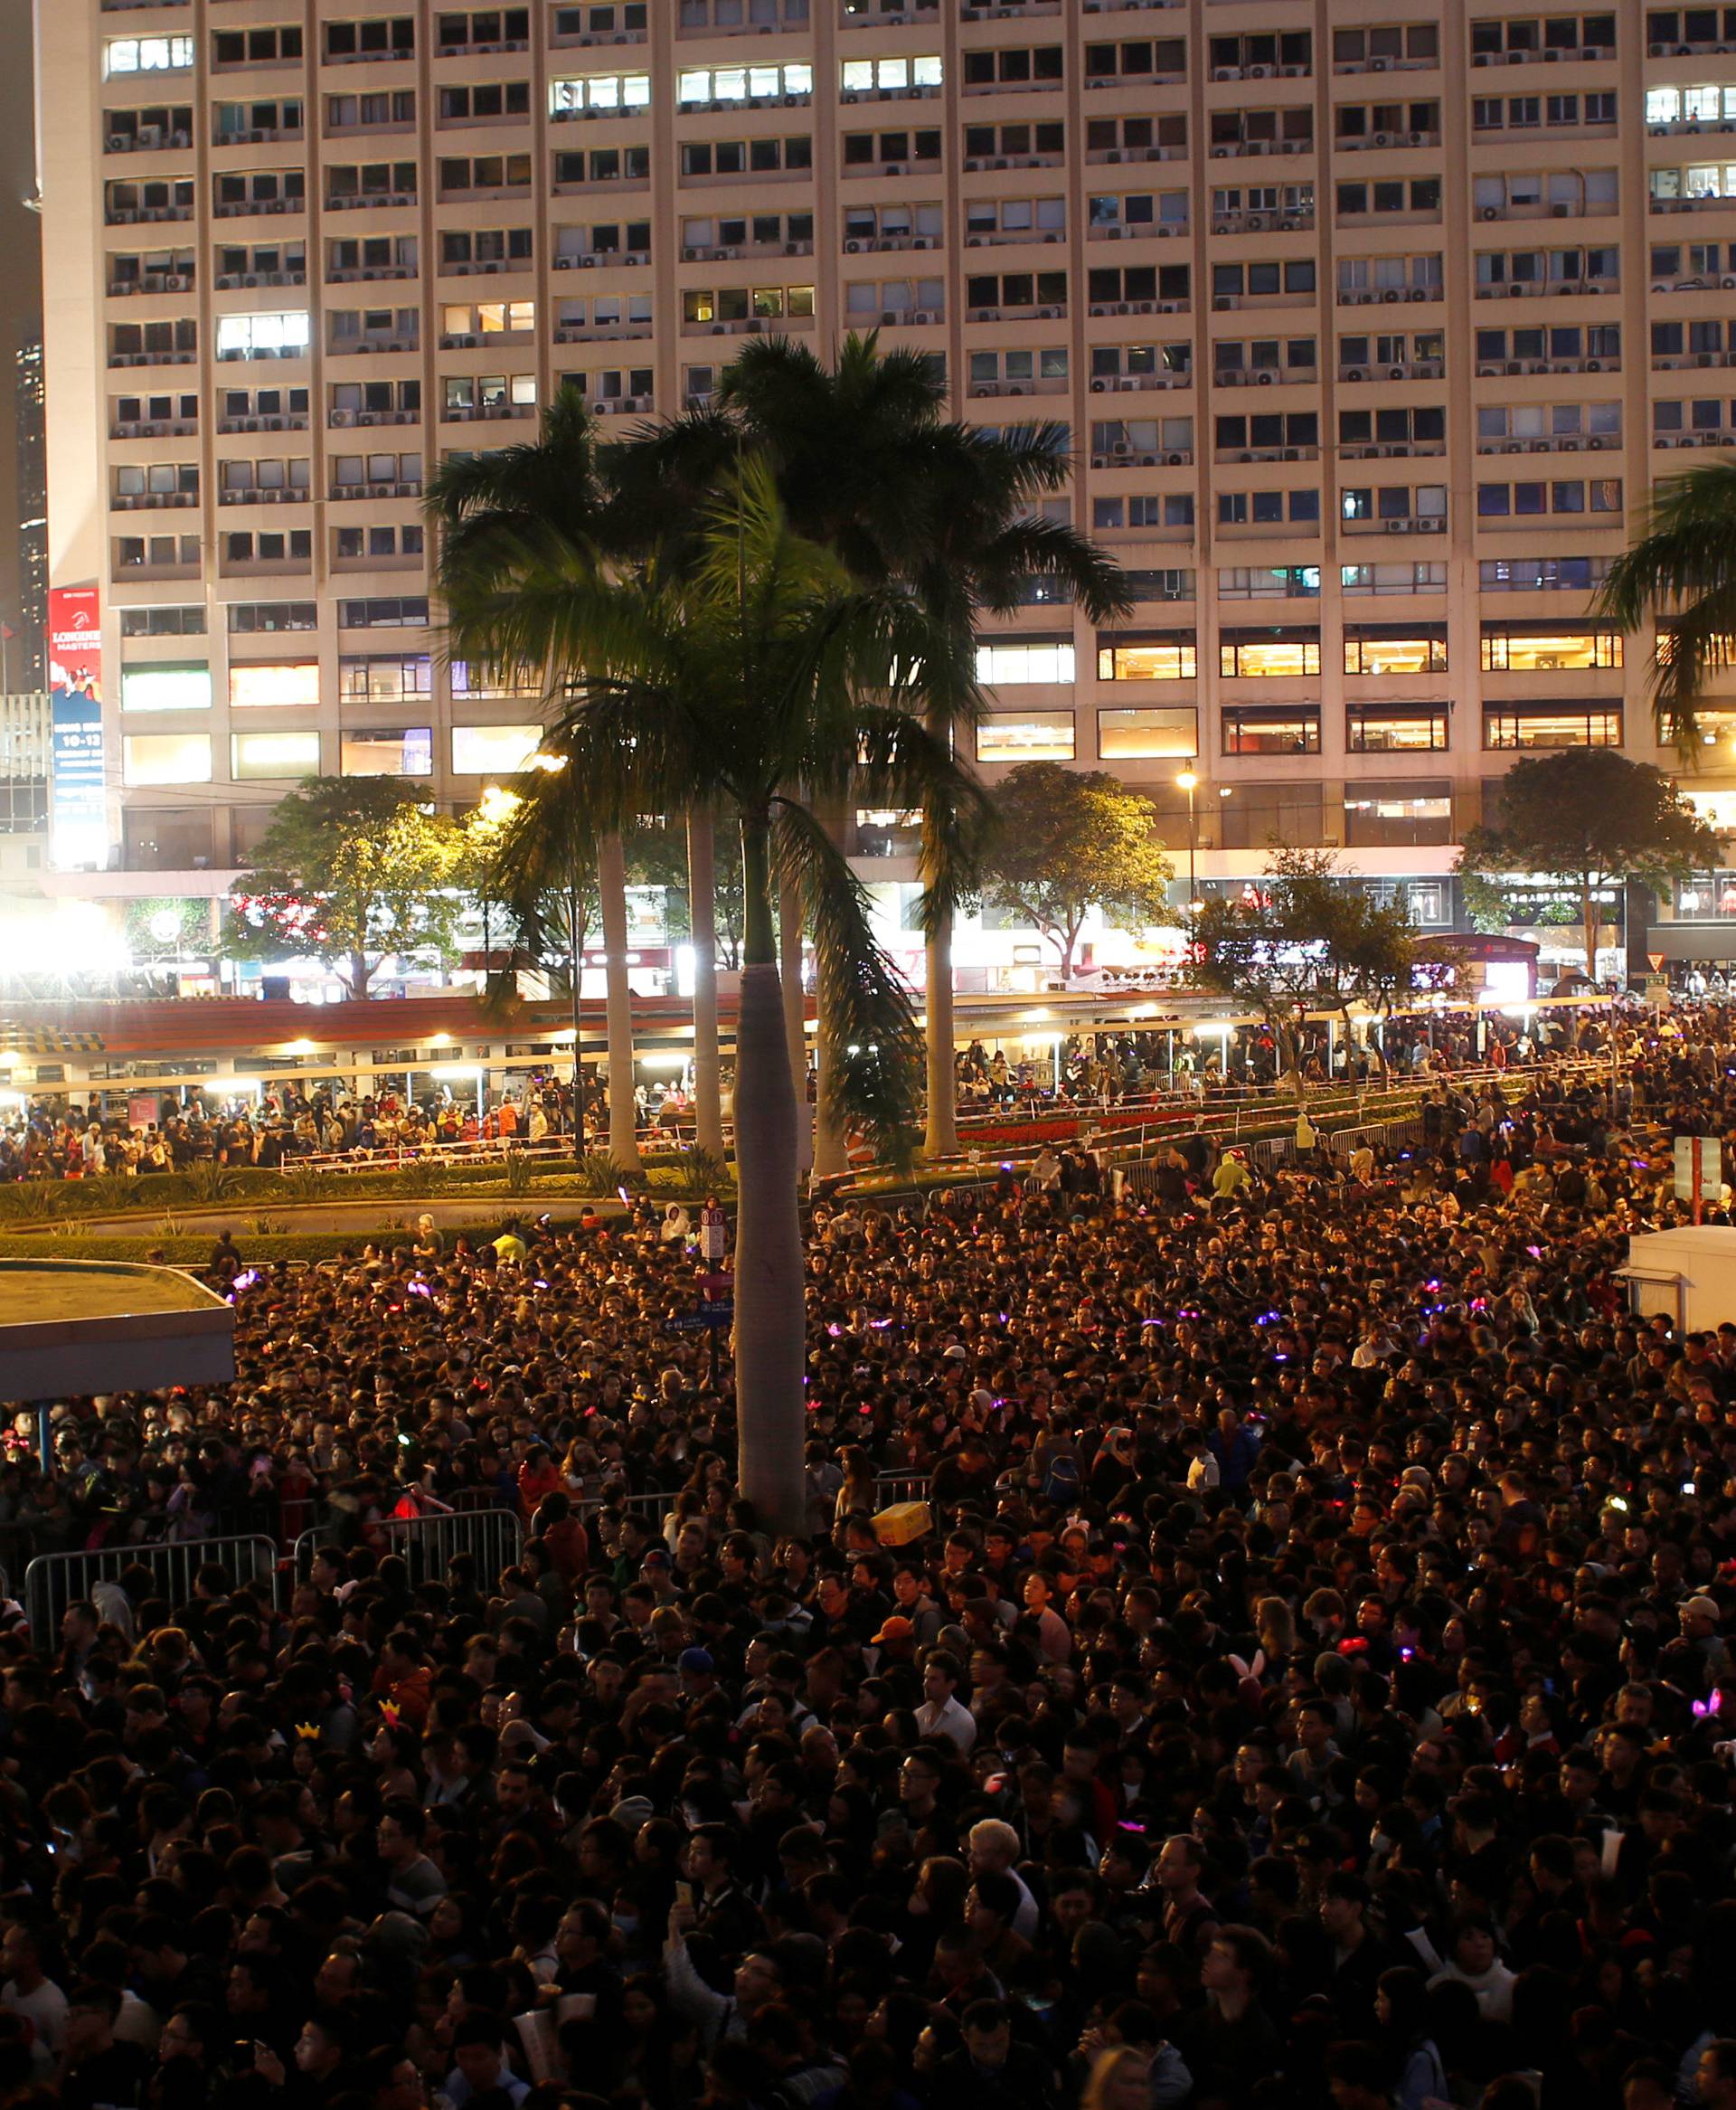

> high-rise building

[
  {"left": 33, "top": 0, "right": 1736, "bottom": 977},
  {"left": 14, "top": 335, "right": 47, "bottom": 695}
]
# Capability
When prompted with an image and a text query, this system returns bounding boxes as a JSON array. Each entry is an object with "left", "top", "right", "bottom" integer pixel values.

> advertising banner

[{"left": 47, "top": 587, "right": 108, "bottom": 869}]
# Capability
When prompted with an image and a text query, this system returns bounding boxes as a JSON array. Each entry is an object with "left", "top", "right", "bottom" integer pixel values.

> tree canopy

[
  {"left": 977, "top": 762, "right": 1173, "bottom": 978},
  {"left": 1189, "top": 849, "right": 1420, "bottom": 1094},
  {"left": 1458, "top": 749, "right": 1721, "bottom": 979},
  {"left": 226, "top": 777, "right": 464, "bottom": 996}
]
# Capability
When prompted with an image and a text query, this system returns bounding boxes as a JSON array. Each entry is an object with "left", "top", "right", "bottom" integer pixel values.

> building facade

[
  {"left": 14, "top": 337, "right": 47, "bottom": 696},
  {"left": 33, "top": 0, "right": 1736, "bottom": 978}
]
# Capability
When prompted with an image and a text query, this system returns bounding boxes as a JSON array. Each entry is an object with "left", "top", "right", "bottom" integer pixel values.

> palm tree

[
  {"left": 427, "top": 390, "right": 642, "bottom": 1169},
  {"left": 610, "top": 333, "right": 1134, "bottom": 1159},
  {"left": 460, "top": 460, "right": 983, "bottom": 1530},
  {"left": 1598, "top": 460, "right": 1736, "bottom": 746}
]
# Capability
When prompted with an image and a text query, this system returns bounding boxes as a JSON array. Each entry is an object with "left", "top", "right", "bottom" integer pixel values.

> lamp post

[{"left": 1175, "top": 769, "right": 1199, "bottom": 913}]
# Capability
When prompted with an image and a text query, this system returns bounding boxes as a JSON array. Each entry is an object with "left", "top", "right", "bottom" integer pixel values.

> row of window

[
  {"left": 962, "top": 703, "right": 1628, "bottom": 763},
  {"left": 971, "top": 627, "right": 1626, "bottom": 687},
  {"left": 117, "top": 658, "right": 528, "bottom": 710},
  {"left": 121, "top": 724, "right": 544, "bottom": 786}
]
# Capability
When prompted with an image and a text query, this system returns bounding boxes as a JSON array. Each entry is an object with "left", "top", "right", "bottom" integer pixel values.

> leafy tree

[
  {"left": 624, "top": 818, "right": 748, "bottom": 968},
  {"left": 977, "top": 762, "right": 1173, "bottom": 979},
  {"left": 225, "top": 777, "right": 462, "bottom": 996},
  {"left": 1458, "top": 750, "right": 1721, "bottom": 980},
  {"left": 1189, "top": 849, "right": 1420, "bottom": 1097},
  {"left": 1598, "top": 461, "right": 1736, "bottom": 744}
]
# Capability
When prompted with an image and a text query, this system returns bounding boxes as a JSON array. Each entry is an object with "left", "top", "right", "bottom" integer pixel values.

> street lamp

[
  {"left": 530, "top": 751, "right": 586, "bottom": 1159},
  {"left": 1175, "top": 769, "right": 1199, "bottom": 913}
]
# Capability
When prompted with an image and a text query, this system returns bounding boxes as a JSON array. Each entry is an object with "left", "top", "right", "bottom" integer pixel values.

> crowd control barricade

[
  {"left": 378, "top": 1506, "right": 526, "bottom": 1587},
  {"left": 23, "top": 1535, "right": 280, "bottom": 1649}
]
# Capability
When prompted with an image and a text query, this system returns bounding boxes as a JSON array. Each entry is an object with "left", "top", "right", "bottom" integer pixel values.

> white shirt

[{"left": 914, "top": 1694, "right": 977, "bottom": 1754}]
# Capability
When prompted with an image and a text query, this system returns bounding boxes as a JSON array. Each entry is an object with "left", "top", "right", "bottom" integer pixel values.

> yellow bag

[{"left": 872, "top": 1500, "right": 931, "bottom": 1547}]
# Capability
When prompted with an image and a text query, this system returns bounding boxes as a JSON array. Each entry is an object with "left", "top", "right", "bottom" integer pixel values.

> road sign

[
  {"left": 664, "top": 1300, "right": 733, "bottom": 1333},
  {"left": 1675, "top": 1135, "right": 1722, "bottom": 1221},
  {"left": 1648, "top": 951, "right": 1666, "bottom": 972},
  {"left": 700, "top": 1205, "right": 728, "bottom": 1262}
]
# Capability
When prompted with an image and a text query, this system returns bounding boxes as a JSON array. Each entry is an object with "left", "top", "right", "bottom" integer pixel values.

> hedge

[{"left": 0, "top": 1223, "right": 530, "bottom": 1266}]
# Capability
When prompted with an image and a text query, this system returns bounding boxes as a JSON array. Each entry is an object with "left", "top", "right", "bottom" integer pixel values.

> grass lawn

[{"left": 0, "top": 1263, "right": 221, "bottom": 1322}]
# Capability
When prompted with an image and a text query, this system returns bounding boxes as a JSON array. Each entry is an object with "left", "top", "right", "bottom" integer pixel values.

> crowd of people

[
  {"left": 0, "top": 995, "right": 1624, "bottom": 1180},
  {"left": 3, "top": 1005, "right": 1736, "bottom": 2110}
]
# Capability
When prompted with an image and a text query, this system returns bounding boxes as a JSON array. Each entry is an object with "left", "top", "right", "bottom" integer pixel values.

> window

[
  {"left": 325, "top": 17, "right": 416, "bottom": 57},
  {"left": 976, "top": 639, "right": 1075, "bottom": 685},
  {"left": 339, "top": 654, "right": 432, "bottom": 702},
  {"left": 232, "top": 731, "right": 321, "bottom": 780},
  {"left": 1098, "top": 637, "right": 1198, "bottom": 681},
  {"left": 1648, "top": 84, "right": 1736, "bottom": 122},
  {"left": 120, "top": 665, "right": 212, "bottom": 713},
  {"left": 338, "top": 598, "right": 429, "bottom": 628},
  {"left": 222, "top": 529, "right": 314, "bottom": 564},
  {"left": 681, "top": 137, "right": 814, "bottom": 178},
  {"left": 962, "top": 46, "right": 1064, "bottom": 88},
  {"left": 1220, "top": 629, "right": 1320, "bottom": 677},
  {"left": 230, "top": 601, "right": 317, "bottom": 632},
  {"left": 1085, "top": 263, "right": 1193, "bottom": 308},
  {"left": 212, "top": 169, "right": 307, "bottom": 215},
  {"left": 1219, "top": 490, "right": 1322, "bottom": 525},
  {"left": 970, "top": 349, "right": 1071, "bottom": 388},
  {"left": 1477, "top": 479, "right": 1622, "bottom": 517},
  {"left": 555, "top": 221, "right": 650, "bottom": 262},
  {"left": 1214, "top": 411, "right": 1319, "bottom": 453},
  {"left": 120, "top": 606, "right": 205, "bottom": 638},
  {"left": 341, "top": 727, "right": 434, "bottom": 777},
  {"left": 976, "top": 713, "right": 1075, "bottom": 762},
  {"left": 1344, "top": 626, "right": 1448, "bottom": 675},
  {"left": 1334, "top": 23, "right": 1439, "bottom": 64},
  {"left": 1481, "top": 626, "right": 1622, "bottom": 671},
  {"left": 1478, "top": 555, "right": 1607, "bottom": 591},
  {"left": 1340, "top": 484, "right": 1447, "bottom": 524},
  {"left": 841, "top": 55, "right": 943, "bottom": 92},
  {"left": 1098, "top": 707, "right": 1197, "bottom": 759},
  {"left": 230, "top": 662, "right": 320, "bottom": 708},
  {"left": 438, "top": 8, "right": 532, "bottom": 50},
  {"left": 451, "top": 724, "right": 542, "bottom": 773},
  {"left": 1344, "top": 782, "right": 1453, "bottom": 848},
  {"left": 1222, "top": 707, "right": 1321, "bottom": 755},
  {"left": 1483, "top": 702, "right": 1622, "bottom": 747},
  {"left": 1218, "top": 566, "right": 1323, "bottom": 600},
  {"left": 105, "top": 35, "right": 194, "bottom": 75},
  {"left": 1341, "top": 562, "right": 1448, "bottom": 594},
  {"left": 1347, "top": 705, "right": 1449, "bottom": 752},
  {"left": 549, "top": 72, "right": 651, "bottom": 114},
  {"left": 1083, "top": 39, "right": 1189, "bottom": 81},
  {"left": 677, "top": 62, "right": 813, "bottom": 102},
  {"left": 123, "top": 733, "right": 212, "bottom": 785},
  {"left": 438, "top": 81, "right": 531, "bottom": 122},
  {"left": 1211, "top": 259, "right": 1318, "bottom": 299},
  {"left": 1335, "top": 177, "right": 1441, "bottom": 216},
  {"left": 211, "top": 25, "right": 305, "bottom": 65},
  {"left": 214, "top": 312, "right": 310, "bottom": 360},
  {"left": 553, "top": 2, "right": 647, "bottom": 33}
]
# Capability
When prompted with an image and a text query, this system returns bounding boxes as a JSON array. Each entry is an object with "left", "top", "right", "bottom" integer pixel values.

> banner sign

[{"left": 48, "top": 587, "right": 107, "bottom": 869}]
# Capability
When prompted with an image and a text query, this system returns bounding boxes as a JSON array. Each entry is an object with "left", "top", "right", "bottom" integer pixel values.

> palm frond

[
  {"left": 771, "top": 800, "right": 923, "bottom": 1169},
  {"left": 963, "top": 515, "right": 1137, "bottom": 625},
  {"left": 851, "top": 705, "right": 995, "bottom": 932},
  {"left": 1598, "top": 462, "right": 1736, "bottom": 745}
]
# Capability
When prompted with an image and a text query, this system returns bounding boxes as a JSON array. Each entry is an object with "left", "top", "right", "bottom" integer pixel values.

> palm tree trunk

[
  {"left": 811, "top": 806, "right": 850, "bottom": 1180},
  {"left": 686, "top": 806, "right": 726, "bottom": 1159},
  {"left": 733, "top": 814, "right": 807, "bottom": 1537},
  {"left": 921, "top": 707, "right": 958, "bottom": 1161},
  {"left": 598, "top": 831, "right": 640, "bottom": 1169},
  {"left": 779, "top": 866, "right": 813, "bottom": 1176},
  {"left": 924, "top": 920, "right": 958, "bottom": 1160},
  {"left": 1582, "top": 880, "right": 1599, "bottom": 984}
]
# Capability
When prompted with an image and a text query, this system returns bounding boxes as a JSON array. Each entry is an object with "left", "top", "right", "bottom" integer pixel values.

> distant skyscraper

[{"left": 14, "top": 334, "right": 44, "bottom": 695}]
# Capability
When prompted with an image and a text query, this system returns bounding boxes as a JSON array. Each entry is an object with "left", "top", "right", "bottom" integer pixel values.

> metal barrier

[
  {"left": 873, "top": 1471, "right": 930, "bottom": 1504},
  {"left": 23, "top": 1535, "right": 280, "bottom": 1649},
  {"left": 293, "top": 1508, "right": 526, "bottom": 1588}
]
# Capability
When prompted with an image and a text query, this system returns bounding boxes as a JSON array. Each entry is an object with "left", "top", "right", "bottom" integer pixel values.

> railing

[
  {"left": 292, "top": 1505, "right": 525, "bottom": 1585},
  {"left": 23, "top": 1534, "right": 279, "bottom": 1648}
]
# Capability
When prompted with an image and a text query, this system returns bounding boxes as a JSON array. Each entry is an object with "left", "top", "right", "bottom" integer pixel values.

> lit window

[
  {"left": 1219, "top": 634, "right": 1320, "bottom": 678},
  {"left": 1479, "top": 629, "right": 1622, "bottom": 672},
  {"left": 976, "top": 640, "right": 1076, "bottom": 685},
  {"left": 976, "top": 713, "right": 1075, "bottom": 762},
  {"left": 215, "top": 312, "right": 311, "bottom": 357},
  {"left": 341, "top": 727, "right": 434, "bottom": 777},
  {"left": 1343, "top": 630, "right": 1448, "bottom": 676},
  {"left": 230, "top": 663, "right": 321, "bottom": 708},
  {"left": 123, "top": 732, "right": 212, "bottom": 785},
  {"left": 105, "top": 35, "right": 193, "bottom": 75},
  {"left": 1098, "top": 707, "right": 1197, "bottom": 759},
  {"left": 548, "top": 72, "right": 651, "bottom": 115},
  {"left": 1482, "top": 704, "right": 1622, "bottom": 748},
  {"left": 1097, "top": 641, "right": 1197, "bottom": 681},
  {"left": 231, "top": 731, "right": 321, "bottom": 780},
  {"left": 451, "top": 723, "right": 542, "bottom": 773},
  {"left": 119, "top": 666, "right": 212, "bottom": 713},
  {"left": 840, "top": 55, "right": 943, "bottom": 92}
]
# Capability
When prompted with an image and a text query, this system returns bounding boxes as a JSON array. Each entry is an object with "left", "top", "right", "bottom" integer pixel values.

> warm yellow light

[
  {"left": 284, "top": 1037, "right": 316, "bottom": 1055},
  {"left": 1175, "top": 770, "right": 1198, "bottom": 793},
  {"left": 531, "top": 751, "right": 568, "bottom": 774}
]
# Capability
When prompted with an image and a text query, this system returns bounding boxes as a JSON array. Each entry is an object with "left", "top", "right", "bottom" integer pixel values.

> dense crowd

[
  {"left": 0, "top": 997, "right": 1620, "bottom": 1180},
  {"left": 4, "top": 1008, "right": 1736, "bottom": 2110}
]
